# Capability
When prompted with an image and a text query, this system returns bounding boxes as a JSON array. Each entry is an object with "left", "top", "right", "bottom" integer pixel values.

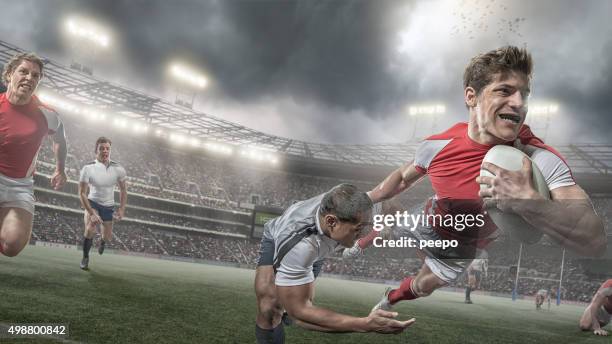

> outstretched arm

[
  {"left": 368, "top": 162, "right": 424, "bottom": 203},
  {"left": 277, "top": 283, "right": 415, "bottom": 333}
]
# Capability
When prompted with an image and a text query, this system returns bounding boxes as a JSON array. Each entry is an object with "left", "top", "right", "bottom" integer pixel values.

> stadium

[{"left": 1, "top": 1, "right": 612, "bottom": 343}]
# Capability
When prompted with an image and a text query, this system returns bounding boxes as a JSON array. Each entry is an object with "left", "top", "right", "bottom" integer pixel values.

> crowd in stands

[{"left": 36, "top": 120, "right": 375, "bottom": 211}]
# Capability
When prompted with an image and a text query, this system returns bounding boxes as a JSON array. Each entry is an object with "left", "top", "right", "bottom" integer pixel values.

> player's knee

[
  {"left": 257, "top": 297, "right": 282, "bottom": 323},
  {"left": 0, "top": 241, "right": 24, "bottom": 257},
  {"left": 413, "top": 281, "right": 434, "bottom": 297},
  {"left": 579, "top": 318, "right": 592, "bottom": 331}
]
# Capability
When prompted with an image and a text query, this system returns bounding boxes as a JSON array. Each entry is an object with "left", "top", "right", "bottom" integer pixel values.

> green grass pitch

[{"left": 0, "top": 246, "right": 607, "bottom": 343}]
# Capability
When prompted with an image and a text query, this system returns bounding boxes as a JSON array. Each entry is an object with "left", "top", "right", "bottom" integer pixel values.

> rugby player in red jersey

[
  {"left": 0, "top": 52, "right": 67, "bottom": 257},
  {"left": 352, "top": 46, "right": 606, "bottom": 311}
]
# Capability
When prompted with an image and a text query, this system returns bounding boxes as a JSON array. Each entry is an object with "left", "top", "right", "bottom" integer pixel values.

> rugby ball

[{"left": 480, "top": 145, "right": 550, "bottom": 244}]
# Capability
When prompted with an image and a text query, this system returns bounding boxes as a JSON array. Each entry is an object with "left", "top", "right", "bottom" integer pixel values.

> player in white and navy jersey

[
  {"left": 254, "top": 184, "right": 414, "bottom": 343},
  {"left": 78, "top": 137, "right": 127, "bottom": 270},
  {"left": 0, "top": 52, "right": 67, "bottom": 258}
]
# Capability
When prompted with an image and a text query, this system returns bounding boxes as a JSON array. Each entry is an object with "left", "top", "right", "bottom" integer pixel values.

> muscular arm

[
  {"left": 50, "top": 123, "right": 67, "bottom": 189},
  {"left": 368, "top": 162, "right": 425, "bottom": 203},
  {"left": 118, "top": 179, "right": 128, "bottom": 210},
  {"left": 78, "top": 182, "right": 94, "bottom": 215},
  {"left": 277, "top": 283, "right": 367, "bottom": 332},
  {"left": 277, "top": 283, "right": 413, "bottom": 333},
  {"left": 478, "top": 159, "right": 607, "bottom": 257},
  {"left": 514, "top": 185, "right": 606, "bottom": 257}
]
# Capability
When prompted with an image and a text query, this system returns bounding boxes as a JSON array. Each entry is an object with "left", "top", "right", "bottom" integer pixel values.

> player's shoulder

[
  {"left": 424, "top": 122, "right": 468, "bottom": 141},
  {"left": 602, "top": 279, "right": 612, "bottom": 289},
  {"left": 110, "top": 160, "right": 125, "bottom": 168},
  {"left": 414, "top": 123, "right": 465, "bottom": 170},
  {"left": 83, "top": 161, "right": 96, "bottom": 167}
]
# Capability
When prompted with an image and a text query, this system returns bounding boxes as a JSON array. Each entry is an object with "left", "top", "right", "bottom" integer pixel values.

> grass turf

[{"left": 0, "top": 246, "right": 607, "bottom": 343}]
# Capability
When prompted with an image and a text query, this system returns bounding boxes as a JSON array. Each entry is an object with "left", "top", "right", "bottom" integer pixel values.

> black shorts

[{"left": 256, "top": 236, "right": 324, "bottom": 278}]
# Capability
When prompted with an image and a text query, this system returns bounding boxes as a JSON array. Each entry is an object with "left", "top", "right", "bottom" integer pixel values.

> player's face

[
  {"left": 7, "top": 60, "right": 42, "bottom": 102},
  {"left": 327, "top": 211, "right": 372, "bottom": 248},
  {"left": 473, "top": 71, "right": 530, "bottom": 143},
  {"left": 96, "top": 143, "right": 112, "bottom": 163}
]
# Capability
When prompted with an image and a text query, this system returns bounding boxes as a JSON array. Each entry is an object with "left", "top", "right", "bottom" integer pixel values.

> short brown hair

[
  {"left": 463, "top": 46, "right": 533, "bottom": 96},
  {"left": 95, "top": 137, "right": 112, "bottom": 152},
  {"left": 2, "top": 52, "right": 45, "bottom": 85}
]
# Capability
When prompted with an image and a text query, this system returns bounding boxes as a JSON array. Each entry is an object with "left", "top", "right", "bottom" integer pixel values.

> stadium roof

[{"left": 1, "top": 40, "right": 611, "bottom": 174}]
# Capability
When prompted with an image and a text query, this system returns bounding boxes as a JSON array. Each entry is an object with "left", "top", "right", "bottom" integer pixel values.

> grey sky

[{"left": 1, "top": 0, "right": 610, "bottom": 144}]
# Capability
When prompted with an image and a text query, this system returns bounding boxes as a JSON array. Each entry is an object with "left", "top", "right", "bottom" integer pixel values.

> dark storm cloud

[{"left": 1, "top": 0, "right": 611, "bottom": 143}]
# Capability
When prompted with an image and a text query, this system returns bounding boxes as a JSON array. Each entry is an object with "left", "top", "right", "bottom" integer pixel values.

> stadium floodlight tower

[
  {"left": 168, "top": 62, "right": 208, "bottom": 109},
  {"left": 407, "top": 103, "right": 446, "bottom": 140},
  {"left": 525, "top": 102, "right": 560, "bottom": 142},
  {"left": 63, "top": 17, "right": 110, "bottom": 75}
]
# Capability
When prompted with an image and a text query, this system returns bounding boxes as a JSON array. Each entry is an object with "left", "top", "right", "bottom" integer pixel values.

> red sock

[
  {"left": 358, "top": 230, "right": 380, "bottom": 249},
  {"left": 388, "top": 277, "right": 419, "bottom": 304}
]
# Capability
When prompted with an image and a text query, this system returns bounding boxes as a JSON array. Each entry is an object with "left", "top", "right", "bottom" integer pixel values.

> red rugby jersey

[
  {"left": 0, "top": 93, "right": 62, "bottom": 178},
  {"left": 413, "top": 123, "right": 575, "bottom": 246}
]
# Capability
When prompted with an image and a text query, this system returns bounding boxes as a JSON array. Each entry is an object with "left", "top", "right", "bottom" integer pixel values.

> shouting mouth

[
  {"left": 498, "top": 113, "right": 521, "bottom": 125},
  {"left": 19, "top": 84, "right": 33, "bottom": 92}
]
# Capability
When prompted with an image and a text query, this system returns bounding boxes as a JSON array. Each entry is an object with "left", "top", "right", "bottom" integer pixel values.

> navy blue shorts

[
  {"left": 89, "top": 200, "right": 115, "bottom": 222},
  {"left": 256, "top": 236, "right": 323, "bottom": 278}
]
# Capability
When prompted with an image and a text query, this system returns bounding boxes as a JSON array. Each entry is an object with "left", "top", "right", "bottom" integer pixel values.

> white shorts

[
  {"left": 394, "top": 203, "right": 488, "bottom": 283},
  {"left": 0, "top": 173, "right": 35, "bottom": 215},
  {"left": 597, "top": 306, "right": 611, "bottom": 327}
]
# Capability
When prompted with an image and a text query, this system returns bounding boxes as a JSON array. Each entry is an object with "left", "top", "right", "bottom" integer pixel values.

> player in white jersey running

[{"left": 78, "top": 137, "right": 127, "bottom": 270}]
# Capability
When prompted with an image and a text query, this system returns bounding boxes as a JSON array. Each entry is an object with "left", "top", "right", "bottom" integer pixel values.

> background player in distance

[
  {"left": 0, "top": 52, "right": 67, "bottom": 257},
  {"left": 579, "top": 279, "right": 612, "bottom": 336},
  {"left": 535, "top": 289, "right": 551, "bottom": 310},
  {"left": 78, "top": 137, "right": 127, "bottom": 270},
  {"left": 465, "top": 258, "right": 488, "bottom": 304}
]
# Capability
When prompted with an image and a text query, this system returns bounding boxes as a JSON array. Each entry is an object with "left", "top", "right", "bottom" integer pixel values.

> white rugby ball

[{"left": 480, "top": 145, "right": 550, "bottom": 244}]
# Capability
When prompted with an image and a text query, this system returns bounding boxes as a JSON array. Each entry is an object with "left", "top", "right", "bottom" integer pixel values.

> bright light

[
  {"left": 169, "top": 63, "right": 208, "bottom": 89},
  {"left": 239, "top": 147, "right": 279, "bottom": 165},
  {"left": 112, "top": 117, "right": 128, "bottom": 128},
  {"left": 530, "top": 103, "right": 560, "bottom": 116},
  {"left": 204, "top": 142, "right": 233, "bottom": 155},
  {"left": 190, "top": 137, "right": 201, "bottom": 147},
  {"left": 169, "top": 133, "right": 186, "bottom": 145},
  {"left": 132, "top": 123, "right": 149, "bottom": 134},
  {"left": 408, "top": 103, "right": 446, "bottom": 116},
  {"left": 64, "top": 17, "right": 111, "bottom": 48}
]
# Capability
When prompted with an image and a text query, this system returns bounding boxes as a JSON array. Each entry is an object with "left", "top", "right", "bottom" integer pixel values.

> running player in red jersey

[
  {"left": 362, "top": 46, "right": 606, "bottom": 311},
  {"left": 580, "top": 279, "right": 612, "bottom": 336},
  {"left": 0, "top": 52, "right": 67, "bottom": 257}
]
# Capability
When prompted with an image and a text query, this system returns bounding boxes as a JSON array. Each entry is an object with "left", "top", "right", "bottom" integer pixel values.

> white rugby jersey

[
  {"left": 264, "top": 194, "right": 379, "bottom": 287},
  {"left": 79, "top": 160, "right": 127, "bottom": 207}
]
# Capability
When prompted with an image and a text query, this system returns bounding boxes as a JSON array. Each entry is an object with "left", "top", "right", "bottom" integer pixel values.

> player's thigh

[
  {"left": 468, "top": 273, "right": 476, "bottom": 286},
  {"left": 83, "top": 210, "right": 99, "bottom": 237},
  {"left": 414, "top": 261, "right": 448, "bottom": 294},
  {"left": 101, "top": 222, "right": 113, "bottom": 240},
  {"left": 0, "top": 207, "right": 33, "bottom": 256},
  {"left": 255, "top": 265, "right": 277, "bottom": 299}
]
